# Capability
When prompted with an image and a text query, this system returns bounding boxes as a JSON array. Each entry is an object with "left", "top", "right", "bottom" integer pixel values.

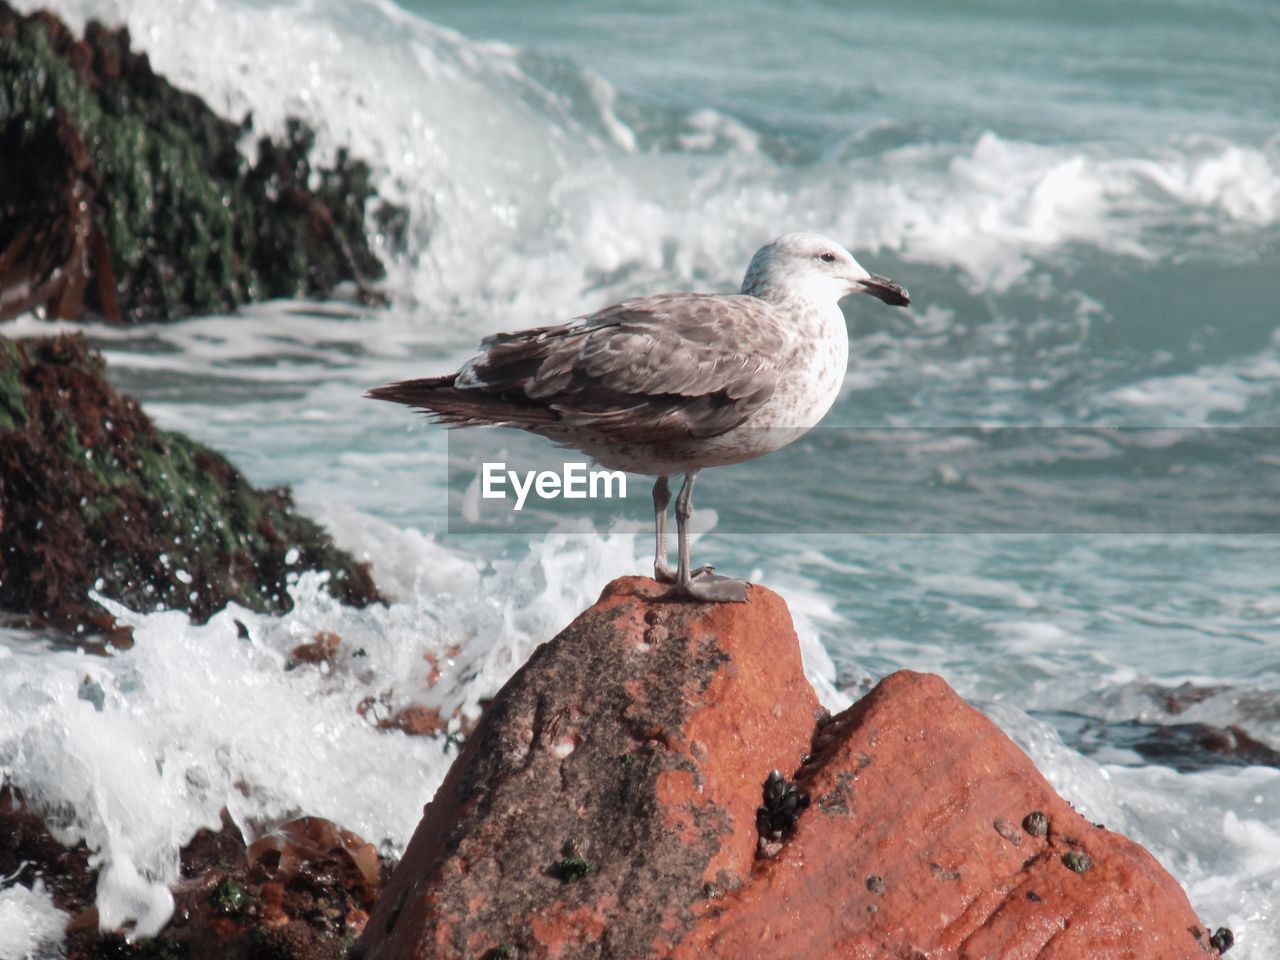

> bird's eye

[{"left": 819, "top": 252, "right": 837, "bottom": 263}]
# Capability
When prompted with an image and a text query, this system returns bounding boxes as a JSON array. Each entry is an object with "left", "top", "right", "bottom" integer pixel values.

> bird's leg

[
  {"left": 652, "top": 475, "right": 677, "bottom": 583},
  {"left": 669, "top": 470, "right": 748, "bottom": 603},
  {"left": 654, "top": 474, "right": 713, "bottom": 584}
]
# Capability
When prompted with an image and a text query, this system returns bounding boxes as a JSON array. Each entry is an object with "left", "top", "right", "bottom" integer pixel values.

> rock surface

[
  {"left": 1, "top": 788, "right": 385, "bottom": 960},
  {"left": 0, "top": 333, "right": 381, "bottom": 634},
  {"left": 677, "top": 670, "right": 1221, "bottom": 959},
  {"left": 360, "top": 577, "right": 1227, "bottom": 960},
  {"left": 360, "top": 577, "right": 823, "bottom": 960},
  {"left": 0, "top": 0, "right": 406, "bottom": 324}
]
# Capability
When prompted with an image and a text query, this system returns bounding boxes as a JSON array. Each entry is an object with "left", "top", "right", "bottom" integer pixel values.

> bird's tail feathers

[{"left": 365, "top": 376, "right": 557, "bottom": 428}]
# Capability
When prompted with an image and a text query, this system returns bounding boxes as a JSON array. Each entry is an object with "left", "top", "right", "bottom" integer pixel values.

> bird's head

[{"left": 741, "top": 233, "right": 910, "bottom": 308}]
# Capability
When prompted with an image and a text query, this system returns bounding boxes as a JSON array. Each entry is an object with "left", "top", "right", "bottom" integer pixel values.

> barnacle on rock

[
  {"left": 1210, "top": 927, "right": 1234, "bottom": 954},
  {"left": 756, "top": 769, "right": 810, "bottom": 842},
  {"left": 1060, "top": 850, "right": 1092, "bottom": 874},
  {"left": 1021, "top": 810, "right": 1049, "bottom": 838}
]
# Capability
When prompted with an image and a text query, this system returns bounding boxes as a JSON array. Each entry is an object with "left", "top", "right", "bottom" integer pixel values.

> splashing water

[{"left": 4, "top": 0, "right": 1280, "bottom": 953}]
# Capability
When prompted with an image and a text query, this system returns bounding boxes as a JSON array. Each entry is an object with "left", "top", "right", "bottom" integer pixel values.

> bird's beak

[{"left": 857, "top": 274, "right": 911, "bottom": 307}]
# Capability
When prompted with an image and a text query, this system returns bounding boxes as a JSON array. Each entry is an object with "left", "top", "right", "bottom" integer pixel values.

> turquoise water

[{"left": 2, "top": 0, "right": 1279, "bottom": 954}]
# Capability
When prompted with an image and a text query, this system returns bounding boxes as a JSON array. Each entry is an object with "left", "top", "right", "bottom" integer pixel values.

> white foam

[
  {"left": 1123, "top": 138, "right": 1280, "bottom": 226},
  {"left": 18, "top": 0, "right": 1280, "bottom": 327},
  {"left": 920, "top": 573, "right": 1039, "bottom": 609},
  {"left": 0, "top": 880, "right": 68, "bottom": 960},
  {"left": 1098, "top": 336, "right": 1280, "bottom": 423},
  {"left": 1109, "top": 764, "right": 1280, "bottom": 960},
  {"left": 831, "top": 132, "right": 1280, "bottom": 292}
]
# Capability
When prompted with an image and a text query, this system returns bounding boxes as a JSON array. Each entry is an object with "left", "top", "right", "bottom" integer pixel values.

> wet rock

[
  {"left": 289, "top": 631, "right": 344, "bottom": 667},
  {"left": 1049, "top": 709, "right": 1280, "bottom": 772},
  {"left": 117, "top": 812, "right": 381, "bottom": 960},
  {"left": 0, "top": 1, "right": 406, "bottom": 324},
  {"left": 359, "top": 577, "right": 821, "bottom": 960},
  {"left": 679, "top": 670, "right": 1221, "bottom": 959},
  {"left": 359, "top": 578, "right": 1224, "bottom": 959},
  {"left": 0, "top": 333, "right": 381, "bottom": 634},
  {"left": 386, "top": 704, "right": 450, "bottom": 737},
  {"left": 1156, "top": 681, "right": 1233, "bottom": 715},
  {"left": 2, "top": 796, "right": 387, "bottom": 960},
  {"left": 246, "top": 817, "right": 381, "bottom": 900},
  {"left": 1151, "top": 722, "right": 1280, "bottom": 768}
]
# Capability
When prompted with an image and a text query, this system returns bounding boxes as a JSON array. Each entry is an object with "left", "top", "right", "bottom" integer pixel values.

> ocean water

[{"left": 2, "top": 0, "right": 1280, "bottom": 955}]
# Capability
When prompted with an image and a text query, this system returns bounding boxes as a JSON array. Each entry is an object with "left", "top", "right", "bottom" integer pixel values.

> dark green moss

[
  {"left": 211, "top": 877, "right": 250, "bottom": 916},
  {"left": 0, "top": 2, "right": 406, "bottom": 324},
  {"left": 0, "top": 333, "right": 381, "bottom": 633},
  {"left": 0, "top": 337, "right": 28, "bottom": 429},
  {"left": 548, "top": 841, "right": 591, "bottom": 882}
]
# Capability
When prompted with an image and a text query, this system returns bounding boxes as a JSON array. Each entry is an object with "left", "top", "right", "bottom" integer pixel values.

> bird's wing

[{"left": 460, "top": 293, "right": 786, "bottom": 442}]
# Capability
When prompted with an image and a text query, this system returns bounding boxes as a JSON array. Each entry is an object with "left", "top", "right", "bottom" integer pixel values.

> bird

[{"left": 368, "top": 233, "right": 910, "bottom": 602}]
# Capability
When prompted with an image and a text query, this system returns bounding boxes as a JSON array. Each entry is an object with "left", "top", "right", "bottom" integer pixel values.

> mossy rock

[
  {"left": 0, "top": 1, "right": 407, "bottom": 324},
  {"left": 2, "top": 788, "right": 383, "bottom": 960},
  {"left": 0, "top": 333, "right": 381, "bottom": 634}
]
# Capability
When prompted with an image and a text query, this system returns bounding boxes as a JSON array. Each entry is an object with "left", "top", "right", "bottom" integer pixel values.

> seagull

[{"left": 368, "top": 233, "right": 909, "bottom": 601}]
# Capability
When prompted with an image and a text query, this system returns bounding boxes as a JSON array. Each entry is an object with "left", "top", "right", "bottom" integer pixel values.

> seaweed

[
  {"left": 0, "top": 2, "right": 407, "bottom": 324},
  {"left": 0, "top": 333, "right": 382, "bottom": 634}
]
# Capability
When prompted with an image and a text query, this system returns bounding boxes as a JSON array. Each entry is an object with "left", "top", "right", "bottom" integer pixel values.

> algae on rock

[
  {"left": 0, "top": 1, "right": 407, "bottom": 324},
  {"left": 0, "top": 333, "right": 382, "bottom": 634}
]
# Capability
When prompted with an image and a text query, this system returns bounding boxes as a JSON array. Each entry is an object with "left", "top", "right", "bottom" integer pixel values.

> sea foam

[
  {"left": 14, "top": 0, "right": 1280, "bottom": 323},
  {"left": 0, "top": 520, "right": 848, "bottom": 939},
  {"left": 0, "top": 879, "right": 68, "bottom": 960}
]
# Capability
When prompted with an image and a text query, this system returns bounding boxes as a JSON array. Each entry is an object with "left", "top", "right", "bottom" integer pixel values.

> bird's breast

[{"left": 751, "top": 319, "right": 849, "bottom": 431}]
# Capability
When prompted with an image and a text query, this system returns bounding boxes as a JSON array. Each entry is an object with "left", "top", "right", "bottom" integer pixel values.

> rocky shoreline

[
  {"left": 0, "top": 333, "right": 382, "bottom": 638},
  {"left": 0, "top": 1, "right": 405, "bottom": 325},
  {"left": 0, "top": 5, "right": 1248, "bottom": 959},
  {"left": 357, "top": 577, "right": 1233, "bottom": 960},
  {"left": 2, "top": 9, "right": 397, "bottom": 951},
  {"left": 3, "top": 578, "right": 1239, "bottom": 959},
  {"left": 1, "top": 0, "right": 396, "bottom": 637}
]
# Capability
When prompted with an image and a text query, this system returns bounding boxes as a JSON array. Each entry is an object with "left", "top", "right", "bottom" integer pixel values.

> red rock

[
  {"left": 675, "top": 670, "right": 1218, "bottom": 959},
  {"left": 289, "top": 630, "right": 342, "bottom": 665},
  {"left": 247, "top": 816, "right": 381, "bottom": 898},
  {"left": 387, "top": 704, "right": 448, "bottom": 737},
  {"left": 359, "top": 577, "right": 821, "bottom": 959},
  {"left": 358, "top": 578, "right": 1224, "bottom": 960},
  {"left": 3, "top": 784, "right": 384, "bottom": 959}
]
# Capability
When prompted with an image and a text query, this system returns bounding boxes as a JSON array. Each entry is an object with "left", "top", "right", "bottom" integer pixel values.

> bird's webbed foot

[
  {"left": 667, "top": 571, "right": 749, "bottom": 603},
  {"left": 655, "top": 561, "right": 715, "bottom": 584}
]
